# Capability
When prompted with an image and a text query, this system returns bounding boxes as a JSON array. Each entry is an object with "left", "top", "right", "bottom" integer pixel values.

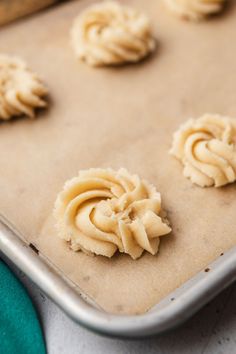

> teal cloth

[{"left": 0, "top": 260, "right": 46, "bottom": 354}]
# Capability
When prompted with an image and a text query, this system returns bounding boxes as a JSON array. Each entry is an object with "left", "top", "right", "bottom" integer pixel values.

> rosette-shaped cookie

[
  {"left": 170, "top": 114, "right": 236, "bottom": 187},
  {"left": 70, "top": 1, "right": 156, "bottom": 66},
  {"left": 163, "top": 0, "right": 226, "bottom": 21},
  {"left": 0, "top": 54, "right": 48, "bottom": 120},
  {"left": 54, "top": 168, "right": 171, "bottom": 259}
]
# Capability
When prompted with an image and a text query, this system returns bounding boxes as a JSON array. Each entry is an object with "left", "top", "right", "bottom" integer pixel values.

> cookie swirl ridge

[
  {"left": 0, "top": 54, "right": 48, "bottom": 120},
  {"left": 164, "top": 0, "right": 226, "bottom": 21},
  {"left": 71, "top": 1, "right": 156, "bottom": 66},
  {"left": 54, "top": 168, "right": 171, "bottom": 259},
  {"left": 170, "top": 114, "right": 236, "bottom": 187}
]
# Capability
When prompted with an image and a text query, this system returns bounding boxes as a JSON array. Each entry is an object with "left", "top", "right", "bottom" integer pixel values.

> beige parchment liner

[{"left": 0, "top": 0, "right": 236, "bottom": 315}]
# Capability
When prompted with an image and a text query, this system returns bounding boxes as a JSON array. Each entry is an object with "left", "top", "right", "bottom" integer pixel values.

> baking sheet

[{"left": 0, "top": 0, "right": 236, "bottom": 315}]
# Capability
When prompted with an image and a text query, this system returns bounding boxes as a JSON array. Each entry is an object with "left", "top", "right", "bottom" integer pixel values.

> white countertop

[{"left": 14, "top": 267, "right": 236, "bottom": 354}]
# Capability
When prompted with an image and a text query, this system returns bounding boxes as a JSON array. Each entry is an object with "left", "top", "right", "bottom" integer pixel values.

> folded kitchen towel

[{"left": 0, "top": 259, "right": 46, "bottom": 354}]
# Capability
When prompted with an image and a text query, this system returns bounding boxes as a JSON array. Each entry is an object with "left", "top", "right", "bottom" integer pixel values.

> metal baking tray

[{"left": 0, "top": 217, "right": 236, "bottom": 338}]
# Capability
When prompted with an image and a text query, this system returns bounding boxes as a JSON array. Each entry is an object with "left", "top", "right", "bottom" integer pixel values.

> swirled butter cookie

[
  {"left": 54, "top": 168, "right": 171, "bottom": 259},
  {"left": 0, "top": 54, "right": 48, "bottom": 120},
  {"left": 170, "top": 114, "right": 236, "bottom": 187},
  {"left": 164, "top": 0, "right": 226, "bottom": 21},
  {"left": 70, "top": 1, "right": 156, "bottom": 66}
]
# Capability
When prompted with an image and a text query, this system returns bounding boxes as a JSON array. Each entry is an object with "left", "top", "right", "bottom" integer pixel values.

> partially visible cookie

[
  {"left": 163, "top": 0, "right": 226, "bottom": 21},
  {"left": 0, "top": 54, "right": 48, "bottom": 120},
  {"left": 71, "top": 1, "right": 156, "bottom": 67},
  {"left": 170, "top": 114, "right": 236, "bottom": 187}
]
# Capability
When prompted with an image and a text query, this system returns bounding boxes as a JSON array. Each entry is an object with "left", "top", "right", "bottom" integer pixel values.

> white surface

[{"left": 14, "top": 267, "right": 236, "bottom": 354}]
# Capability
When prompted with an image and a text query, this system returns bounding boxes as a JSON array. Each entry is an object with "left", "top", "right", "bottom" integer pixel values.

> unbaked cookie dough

[
  {"left": 54, "top": 168, "right": 171, "bottom": 259},
  {"left": 70, "top": 1, "right": 156, "bottom": 67},
  {"left": 170, "top": 114, "right": 236, "bottom": 187},
  {"left": 163, "top": 0, "right": 226, "bottom": 21},
  {"left": 0, "top": 54, "right": 48, "bottom": 120}
]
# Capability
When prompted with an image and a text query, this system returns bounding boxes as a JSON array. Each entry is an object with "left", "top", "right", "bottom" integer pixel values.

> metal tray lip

[{"left": 0, "top": 219, "right": 236, "bottom": 339}]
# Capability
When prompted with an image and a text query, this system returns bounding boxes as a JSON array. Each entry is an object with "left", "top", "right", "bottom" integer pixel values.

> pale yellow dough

[
  {"left": 70, "top": 1, "right": 156, "bottom": 67},
  {"left": 54, "top": 168, "right": 171, "bottom": 259},
  {"left": 0, "top": 54, "right": 48, "bottom": 120},
  {"left": 170, "top": 114, "right": 236, "bottom": 187},
  {"left": 163, "top": 0, "right": 226, "bottom": 21}
]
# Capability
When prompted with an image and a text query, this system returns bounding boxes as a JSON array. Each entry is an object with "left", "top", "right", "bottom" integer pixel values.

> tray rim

[{"left": 0, "top": 219, "right": 236, "bottom": 339}]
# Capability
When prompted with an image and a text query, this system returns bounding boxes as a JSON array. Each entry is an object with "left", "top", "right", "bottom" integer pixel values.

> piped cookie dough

[
  {"left": 170, "top": 114, "right": 236, "bottom": 187},
  {"left": 0, "top": 54, "right": 48, "bottom": 120},
  {"left": 54, "top": 168, "right": 171, "bottom": 259},
  {"left": 70, "top": 1, "right": 156, "bottom": 67},
  {"left": 163, "top": 0, "right": 226, "bottom": 21}
]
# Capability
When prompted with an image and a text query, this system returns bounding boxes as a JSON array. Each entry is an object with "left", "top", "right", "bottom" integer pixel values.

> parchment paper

[{"left": 0, "top": 0, "right": 236, "bottom": 315}]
